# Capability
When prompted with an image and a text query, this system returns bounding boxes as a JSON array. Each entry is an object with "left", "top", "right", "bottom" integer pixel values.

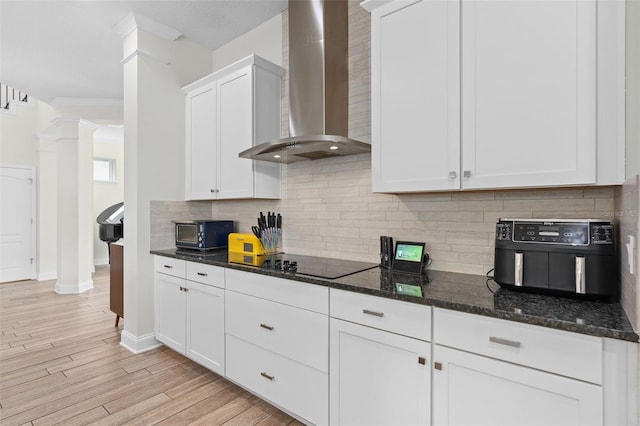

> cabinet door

[
  {"left": 185, "top": 82, "right": 218, "bottom": 200},
  {"left": 154, "top": 273, "right": 186, "bottom": 354},
  {"left": 370, "top": 0, "right": 460, "bottom": 192},
  {"left": 432, "top": 345, "right": 603, "bottom": 426},
  {"left": 461, "top": 0, "right": 596, "bottom": 189},
  {"left": 186, "top": 281, "right": 225, "bottom": 375},
  {"left": 330, "top": 318, "right": 430, "bottom": 425},
  {"left": 216, "top": 67, "right": 255, "bottom": 199}
]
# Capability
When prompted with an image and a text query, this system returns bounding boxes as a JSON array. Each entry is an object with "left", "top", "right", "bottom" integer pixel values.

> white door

[
  {"left": 154, "top": 273, "right": 186, "bottom": 354},
  {"left": 432, "top": 345, "right": 603, "bottom": 426},
  {"left": 217, "top": 66, "right": 255, "bottom": 199},
  {"left": 185, "top": 82, "right": 217, "bottom": 200},
  {"left": 370, "top": 0, "right": 460, "bottom": 192},
  {"left": 186, "top": 281, "right": 225, "bottom": 375},
  {"left": 0, "top": 166, "right": 35, "bottom": 282},
  {"left": 461, "top": 0, "right": 596, "bottom": 189},
  {"left": 330, "top": 318, "right": 430, "bottom": 425}
]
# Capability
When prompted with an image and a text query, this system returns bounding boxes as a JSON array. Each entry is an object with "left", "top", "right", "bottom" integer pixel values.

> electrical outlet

[{"left": 626, "top": 235, "right": 636, "bottom": 275}]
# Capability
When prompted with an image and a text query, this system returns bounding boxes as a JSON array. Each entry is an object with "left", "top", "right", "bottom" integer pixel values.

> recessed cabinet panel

[
  {"left": 461, "top": 0, "right": 596, "bottom": 188},
  {"left": 432, "top": 345, "right": 603, "bottom": 426},
  {"left": 186, "top": 281, "right": 225, "bottom": 375},
  {"left": 217, "top": 69, "right": 255, "bottom": 199},
  {"left": 186, "top": 84, "right": 217, "bottom": 199},
  {"left": 154, "top": 273, "right": 186, "bottom": 354},
  {"left": 372, "top": 0, "right": 460, "bottom": 192},
  {"left": 330, "top": 318, "right": 430, "bottom": 425}
]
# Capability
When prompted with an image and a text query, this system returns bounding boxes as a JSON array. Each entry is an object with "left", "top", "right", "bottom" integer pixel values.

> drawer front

[
  {"left": 330, "top": 289, "right": 431, "bottom": 341},
  {"left": 186, "top": 262, "right": 225, "bottom": 288},
  {"left": 226, "top": 268, "right": 328, "bottom": 314},
  {"left": 154, "top": 256, "right": 186, "bottom": 278},
  {"left": 226, "top": 335, "right": 328, "bottom": 426},
  {"left": 226, "top": 290, "right": 328, "bottom": 372},
  {"left": 433, "top": 308, "right": 603, "bottom": 384}
]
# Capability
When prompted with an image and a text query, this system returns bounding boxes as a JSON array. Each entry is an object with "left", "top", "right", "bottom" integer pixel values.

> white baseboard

[
  {"left": 54, "top": 279, "right": 94, "bottom": 294},
  {"left": 94, "top": 258, "right": 110, "bottom": 267},
  {"left": 120, "top": 330, "right": 163, "bottom": 354},
  {"left": 37, "top": 271, "right": 57, "bottom": 281}
]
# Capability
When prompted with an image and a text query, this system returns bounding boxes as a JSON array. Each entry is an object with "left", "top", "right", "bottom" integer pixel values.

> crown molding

[
  {"left": 114, "top": 12, "right": 182, "bottom": 42},
  {"left": 50, "top": 98, "right": 123, "bottom": 109}
]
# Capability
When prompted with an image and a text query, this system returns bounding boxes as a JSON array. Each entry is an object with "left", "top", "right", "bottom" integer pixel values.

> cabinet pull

[
  {"left": 260, "top": 372, "right": 274, "bottom": 381},
  {"left": 463, "top": 170, "right": 472, "bottom": 178},
  {"left": 197, "top": 272, "right": 208, "bottom": 277},
  {"left": 163, "top": 265, "right": 173, "bottom": 269},
  {"left": 418, "top": 357, "right": 426, "bottom": 365},
  {"left": 260, "top": 323, "right": 274, "bottom": 331},
  {"left": 210, "top": 188, "right": 215, "bottom": 193},
  {"left": 448, "top": 171, "right": 457, "bottom": 179},
  {"left": 489, "top": 336, "right": 521, "bottom": 348},
  {"left": 434, "top": 362, "right": 443, "bottom": 371},
  {"left": 363, "top": 309, "right": 384, "bottom": 318},
  {"left": 179, "top": 286, "right": 184, "bottom": 291}
]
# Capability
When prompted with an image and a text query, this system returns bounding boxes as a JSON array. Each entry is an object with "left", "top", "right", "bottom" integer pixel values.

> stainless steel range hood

[{"left": 239, "top": 0, "right": 370, "bottom": 164}]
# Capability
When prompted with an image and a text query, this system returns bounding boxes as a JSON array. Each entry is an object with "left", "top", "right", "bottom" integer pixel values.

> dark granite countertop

[{"left": 151, "top": 248, "right": 639, "bottom": 343}]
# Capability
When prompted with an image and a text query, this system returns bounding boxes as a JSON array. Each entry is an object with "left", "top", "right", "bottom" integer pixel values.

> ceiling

[{"left": 0, "top": 0, "right": 288, "bottom": 104}]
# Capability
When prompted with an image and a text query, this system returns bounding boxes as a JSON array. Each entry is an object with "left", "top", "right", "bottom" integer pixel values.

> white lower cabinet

[
  {"left": 330, "top": 318, "right": 431, "bottom": 426},
  {"left": 226, "top": 335, "right": 328, "bottom": 425},
  {"left": 155, "top": 272, "right": 187, "bottom": 354},
  {"left": 432, "top": 344, "right": 603, "bottom": 426},
  {"left": 432, "top": 308, "right": 605, "bottom": 426},
  {"left": 154, "top": 258, "right": 225, "bottom": 376},
  {"left": 225, "top": 269, "right": 329, "bottom": 425},
  {"left": 185, "top": 281, "right": 224, "bottom": 374},
  {"left": 329, "top": 289, "right": 432, "bottom": 426}
]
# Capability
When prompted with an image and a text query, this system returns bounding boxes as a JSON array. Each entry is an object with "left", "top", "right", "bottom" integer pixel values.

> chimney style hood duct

[{"left": 239, "top": 0, "right": 370, "bottom": 163}]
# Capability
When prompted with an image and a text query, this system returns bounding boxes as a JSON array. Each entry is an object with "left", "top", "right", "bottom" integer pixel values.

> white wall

[
  {"left": 122, "top": 27, "right": 212, "bottom": 349},
  {"left": 212, "top": 13, "right": 282, "bottom": 71},
  {"left": 0, "top": 98, "right": 59, "bottom": 280},
  {"left": 93, "top": 126, "right": 124, "bottom": 266}
]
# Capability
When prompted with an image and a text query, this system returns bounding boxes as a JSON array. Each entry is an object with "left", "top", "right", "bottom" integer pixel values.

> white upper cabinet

[
  {"left": 363, "top": 0, "right": 625, "bottom": 192},
  {"left": 368, "top": 0, "right": 460, "bottom": 192},
  {"left": 183, "top": 55, "right": 284, "bottom": 200}
]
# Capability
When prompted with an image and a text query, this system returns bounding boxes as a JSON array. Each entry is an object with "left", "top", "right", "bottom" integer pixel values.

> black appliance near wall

[
  {"left": 97, "top": 202, "right": 124, "bottom": 263},
  {"left": 493, "top": 219, "right": 618, "bottom": 300}
]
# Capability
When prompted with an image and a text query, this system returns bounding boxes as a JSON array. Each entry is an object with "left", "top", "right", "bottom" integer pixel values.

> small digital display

[
  {"left": 395, "top": 243, "right": 424, "bottom": 262},
  {"left": 396, "top": 283, "right": 423, "bottom": 297},
  {"left": 539, "top": 225, "right": 560, "bottom": 232}
]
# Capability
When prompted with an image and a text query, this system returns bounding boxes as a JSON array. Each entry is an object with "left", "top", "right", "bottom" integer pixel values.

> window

[{"left": 93, "top": 158, "right": 116, "bottom": 182}]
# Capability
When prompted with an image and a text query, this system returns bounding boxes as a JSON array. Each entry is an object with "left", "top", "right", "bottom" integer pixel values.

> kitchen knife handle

[
  {"left": 575, "top": 256, "right": 586, "bottom": 294},
  {"left": 260, "top": 323, "right": 274, "bottom": 331},
  {"left": 514, "top": 252, "right": 523, "bottom": 287},
  {"left": 489, "top": 336, "right": 521, "bottom": 348},
  {"left": 363, "top": 309, "right": 384, "bottom": 318}
]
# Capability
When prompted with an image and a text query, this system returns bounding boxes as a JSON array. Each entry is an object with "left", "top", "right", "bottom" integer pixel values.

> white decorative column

[
  {"left": 53, "top": 118, "right": 95, "bottom": 294},
  {"left": 35, "top": 131, "right": 58, "bottom": 281}
]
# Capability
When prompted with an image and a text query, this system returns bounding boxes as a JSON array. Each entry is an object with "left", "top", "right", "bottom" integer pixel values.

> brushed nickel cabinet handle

[
  {"left": 260, "top": 323, "right": 274, "bottom": 331},
  {"left": 363, "top": 309, "right": 384, "bottom": 318},
  {"left": 448, "top": 171, "right": 457, "bottom": 179},
  {"left": 489, "top": 336, "right": 521, "bottom": 348},
  {"left": 163, "top": 265, "right": 173, "bottom": 269},
  {"left": 434, "top": 362, "right": 443, "bottom": 371},
  {"left": 463, "top": 170, "right": 472, "bottom": 178},
  {"left": 196, "top": 272, "right": 208, "bottom": 277},
  {"left": 260, "top": 372, "right": 274, "bottom": 380}
]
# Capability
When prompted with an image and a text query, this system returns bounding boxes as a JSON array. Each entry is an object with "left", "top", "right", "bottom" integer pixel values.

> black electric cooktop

[{"left": 260, "top": 254, "right": 379, "bottom": 280}]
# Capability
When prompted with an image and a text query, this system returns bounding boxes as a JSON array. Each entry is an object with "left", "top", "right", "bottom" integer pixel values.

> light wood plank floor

[{"left": 0, "top": 266, "right": 303, "bottom": 426}]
